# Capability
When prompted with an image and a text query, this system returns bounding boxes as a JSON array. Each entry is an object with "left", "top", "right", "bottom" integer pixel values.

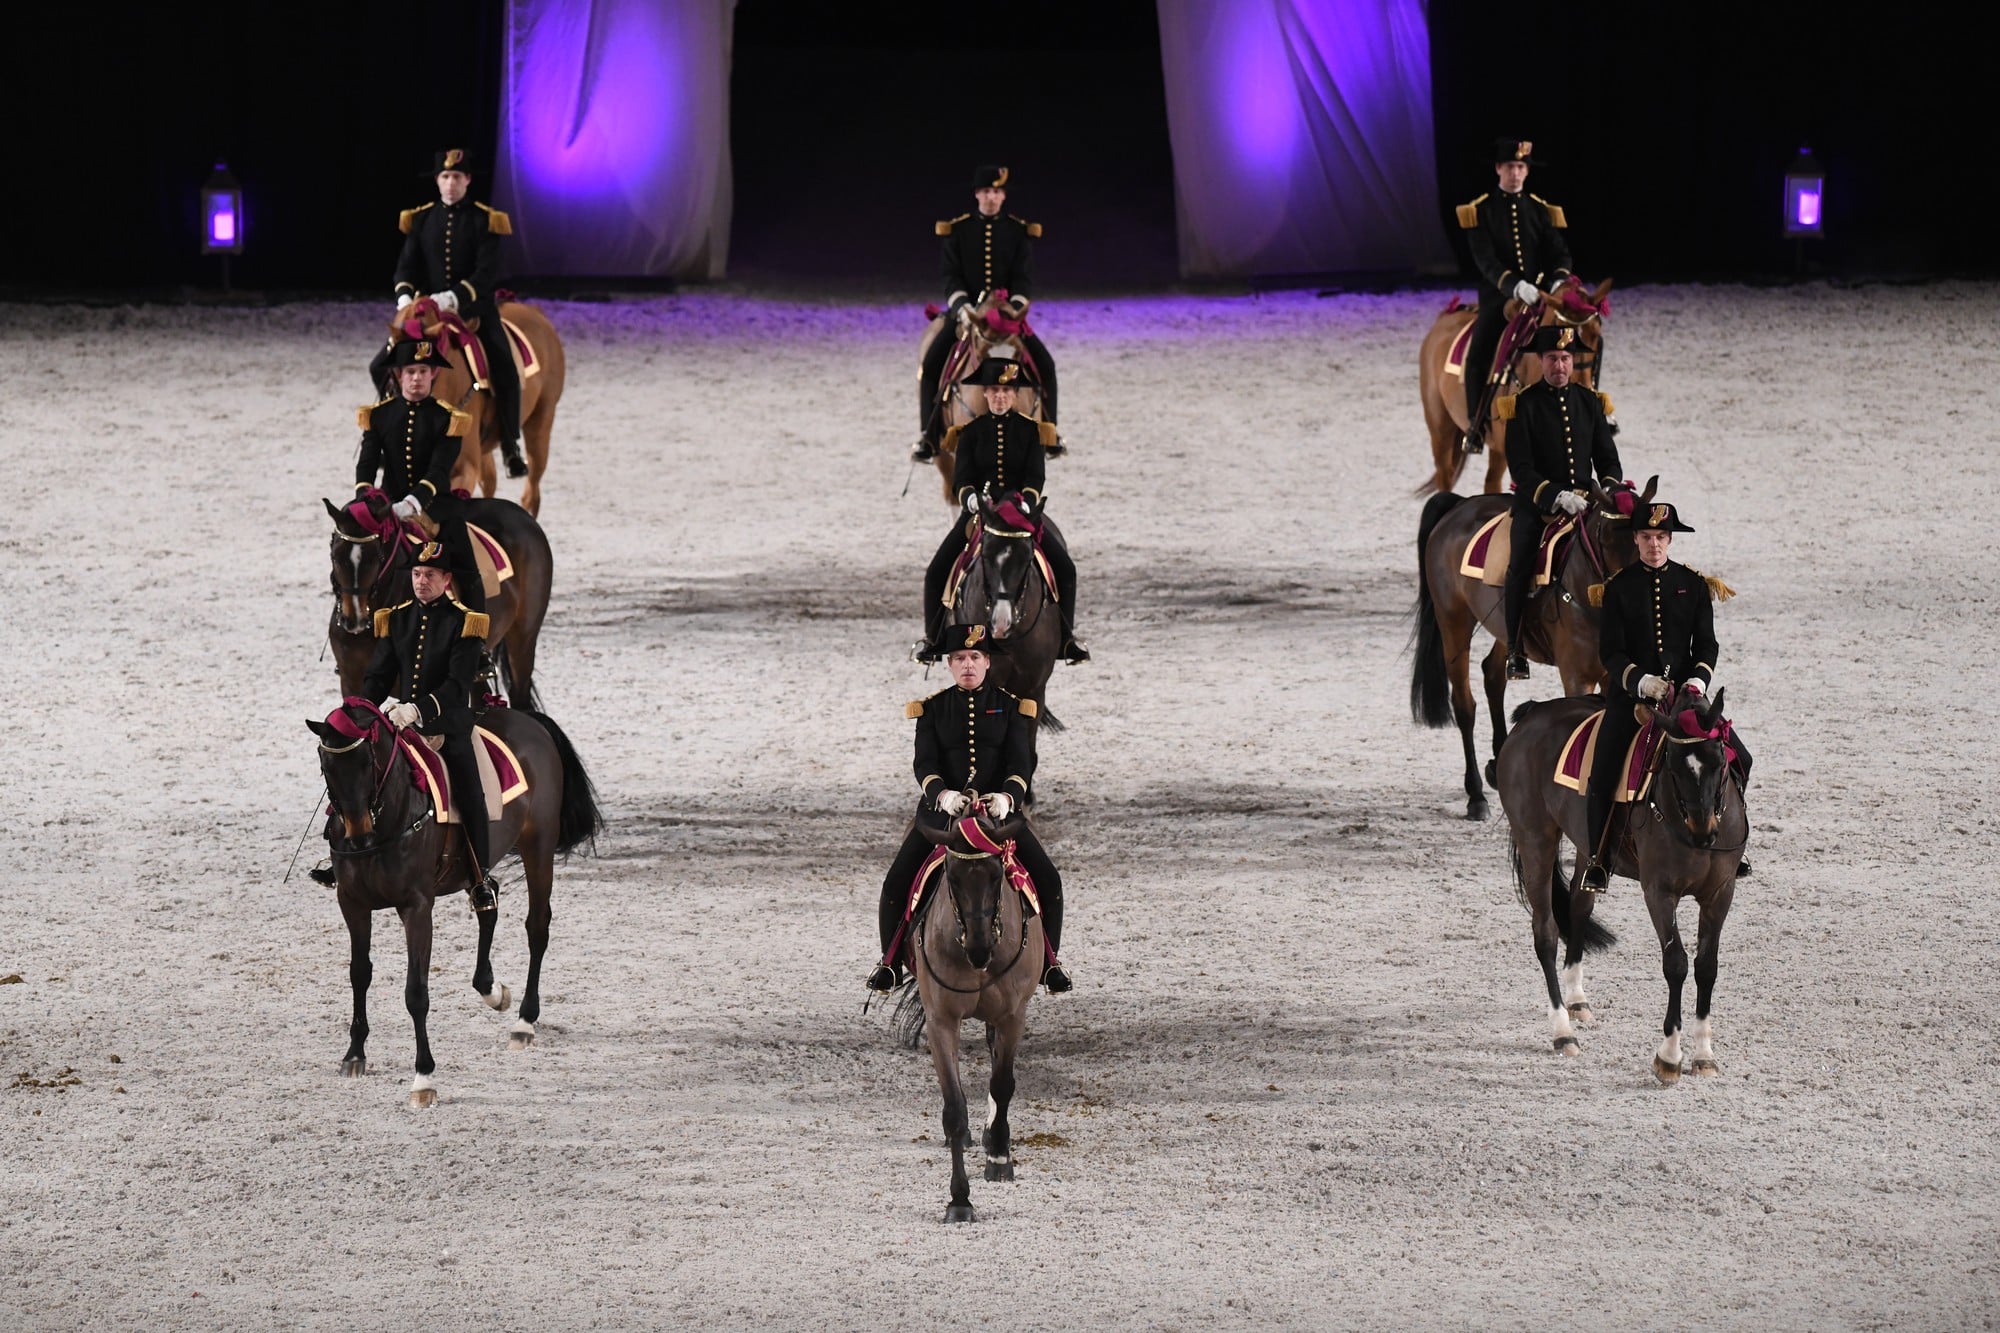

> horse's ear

[
  {"left": 919, "top": 816, "right": 956, "bottom": 847},
  {"left": 1592, "top": 277, "right": 1614, "bottom": 303},
  {"left": 324, "top": 498, "right": 344, "bottom": 522},
  {"left": 1638, "top": 474, "right": 1658, "bottom": 506},
  {"left": 990, "top": 815, "right": 1026, "bottom": 844},
  {"left": 307, "top": 718, "right": 331, "bottom": 739},
  {"left": 1707, "top": 686, "right": 1726, "bottom": 719}
]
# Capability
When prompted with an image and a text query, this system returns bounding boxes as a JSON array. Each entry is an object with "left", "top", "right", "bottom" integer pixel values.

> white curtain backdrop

[
  {"left": 496, "top": 0, "right": 735, "bottom": 278},
  {"left": 1156, "top": 0, "right": 1452, "bottom": 277}
]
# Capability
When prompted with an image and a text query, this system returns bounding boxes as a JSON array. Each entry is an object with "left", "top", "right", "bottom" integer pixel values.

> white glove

[
  {"left": 935, "top": 790, "right": 970, "bottom": 817},
  {"left": 395, "top": 293, "right": 414, "bottom": 311},
  {"left": 1553, "top": 490, "right": 1589, "bottom": 515},
  {"left": 433, "top": 290, "right": 459, "bottom": 313},
  {"left": 963, "top": 491, "right": 980, "bottom": 513},
  {"left": 1683, "top": 678, "right": 1705, "bottom": 695},
  {"left": 1513, "top": 280, "right": 1542, "bottom": 305},
  {"left": 983, "top": 792, "right": 1014, "bottom": 820},
  {"left": 385, "top": 701, "right": 421, "bottom": 729},
  {"left": 392, "top": 494, "right": 422, "bottom": 520},
  {"left": 1637, "top": 674, "right": 1671, "bottom": 702}
]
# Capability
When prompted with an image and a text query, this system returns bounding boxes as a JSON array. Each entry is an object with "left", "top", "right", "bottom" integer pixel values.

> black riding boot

[
  {"left": 871, "top": 826, "right": 933, "bottom": 990},
  {"left": 915, "top": 332, "right": 956, "bottom": 460},
  {"left": 1582, "top": 788, "right": 1613, "bottom": 892},
  {"left": 444, "top": 735, "right": 498, "bottom": 911},
  {"left": 310, "top": 809, "right": 339, "bottom": 885},
  {"left": 1010, "top": 829, "right": 1071, "bottom": 993},
  {"left": 1462, "top": 299, "right": 1509, "bottom": 452},
  {"left": 478, "top": 322, "right": 525, "bottom": 477},
  {"left": 1043, "top": 535, "right": 1088, "bottom": 663},
  {"left": 1503, "top": 506, "right": 1541, "bottom": 678},
  {"left": 915, "top": 526, "right": 966, "bottom": 662},
  {"left": 367, "top": 341, "right": 395, "bottom": 398}
]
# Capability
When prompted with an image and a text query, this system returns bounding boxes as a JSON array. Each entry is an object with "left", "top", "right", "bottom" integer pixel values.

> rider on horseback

[
  {"left": 355, "top": 337, "right": 486, "bottom": 615},
  {"left": 914, "top": 164, "right": 1059, "bottom": 462},
  {"left": 1500, "top": 324, "right": 1620, "bottom": 679},
  {"left": 1459, "top": 137, "right": 1572, "bottom": 453},
  {"left": 1582, "top": 502, "right": 1753, "bottom": 892},
  {"left": 869, "top": 626, "right": 1070, "bottom": 994},
  {"left": 370, "top": 148, "right": 525, "bottom": 479},
  {"left": 364, "top": 542, "right": 499, "bottom": 912},
  {"left": 914, "top": 358, "right": 1087, "bottom": 665}
]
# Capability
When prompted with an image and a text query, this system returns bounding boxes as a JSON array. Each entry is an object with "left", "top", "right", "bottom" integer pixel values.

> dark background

[{"left": 2, "top": 2, "right": 1982, "bottom": 297}]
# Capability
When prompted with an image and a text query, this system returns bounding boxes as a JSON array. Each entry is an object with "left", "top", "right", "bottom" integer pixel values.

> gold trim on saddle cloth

[{"left": 1553, "top": 708, "right": 1656, "bottom": 803}]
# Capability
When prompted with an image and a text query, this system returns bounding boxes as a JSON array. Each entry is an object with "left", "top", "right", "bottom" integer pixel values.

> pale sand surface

[{"left": 1, "top": 283, "right": 1995, "bottom": 1329}]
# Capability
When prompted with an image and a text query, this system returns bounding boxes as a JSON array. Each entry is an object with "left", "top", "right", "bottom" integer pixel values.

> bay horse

[
  {"left": 305, "top": 697, "right": 601, "bottom": 1105},
  {"left": 1410, "top": 476, "right": 1652, "bottom": 819},
  {"left": 919, "top": 291, "right": 1052, "bottom": 507},
  {"left": 896, "top": 810, "right": 1046, "bottom": 1222},
  {"left": 325, "top": 490, "right": 553, "bottom": 708},
  {"left": 1496, "top": 686, "right": 1746, "bottom": 1079},
  {"left": 1417, "top": 277, "right": 1613, "bottom": 495},
  {"left": 951, "top": 495, "right": 1064, "bottom": 732},
  {"left": 387, "top": 298, "right": 567, "bottom": 517}
]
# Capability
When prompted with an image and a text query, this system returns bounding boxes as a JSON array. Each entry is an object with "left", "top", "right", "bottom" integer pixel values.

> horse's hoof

[
  {"left": 1652, "top": 1056, "right": 1682, "bottom": 1085},
  {"left": 1466, "top": 799, "right": 1490, "bottom": 822},
  {"left": 409, "top": 1077, "right": 438, "bottom": 1109},
  {"left": 1567, "top": 1003, "right": 1595, "bottom": 1026},
  {"left": 340, "top": 1057, "right": 367, "bottom": 1078},
  {"left": 508, "top": 1019, "right": 536, "bottom": 1051},
  {"left": 1690, "top": 1059, "right": 1720, "bottom": 1078},
  {"left": 943, "top": 1204, "right": 976, "bottom": 1224},
  {"left": 482, "top": 983, "right": 512, "bottom": 1012},
  {"left": 1553, "top": 1035, "right": 1580, "bottom": 1056},
  {"left": 1484, "top": 759, "right": 1498, "bottom": 786},
  {"left": 984, "top": 1159, "right": 1014, "bottom": 1182}
]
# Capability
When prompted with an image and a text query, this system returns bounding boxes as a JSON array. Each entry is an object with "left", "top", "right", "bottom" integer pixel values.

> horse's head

[
  {"left": 923, "top": 811, "right": 1025, "bottom": 970},
  {"left": 976, "top": 493, "right": 1041, "bottom": 638},
  {"left": 1661, "top": 684, "right": 1734, "bottom": 848},
  {"left": 1584, "top": 472, "right": 1656, "bottom": 579},
  {"left": 306, "top": 698, "right": 405, "bottom": 842},
  {"left": 325, "top": 495, "right": 408, "bottom": 636}
]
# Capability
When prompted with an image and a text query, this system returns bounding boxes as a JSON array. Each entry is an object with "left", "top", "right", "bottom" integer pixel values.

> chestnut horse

[
  {"left": 1409, "top": 476, "right": 1652, "bottom": 819},
  {"left": 388, "top": 298, "right": 567, "bottom": 516},
  {"left": 1417, "top": 277, "right": 1613, "bottom": 495},
  {"left": 918, "top": 292, "right": 1053, "bottom": 507},
  {"left": 1496, "top": 686, "right": 1746, "bottom": 1078}
]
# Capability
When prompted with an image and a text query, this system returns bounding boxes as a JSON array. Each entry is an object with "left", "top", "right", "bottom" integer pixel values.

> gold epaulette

[
  {"left": 1037, "top": 420, "right": 1059, "bottom": 448},
  {"left": 1018, "top": 698, "right": 1039, "bottom": 718},
  {"left": 1456, "top": 194, "right": 1487, "bottom": 228},
  {"left": 1531, "top": 194, "right": 1567, "bottom": 228},
  {"left": 1587, "top": 584, "right": 1605, "bottom": 608},
  {"left": 1494, "top": 394, "right": 1517, "bottom": 421},
  {"left": 1686, "top": 567, "right": 1736, "bottom": 602},
  {"left": 941, "top": 424, "right": 961, "bottom": 453},
  {"left": 454, "top": 604, "right": 490, "bottom": 638},
  {"left": 1011, "top": 215, "right": 1043, "bottom": 238},
  {"left": 373, "top": 601, "right": 409, "bottom": 638},
  {"left": 445, "top": 402, "right": 473, "bottom": 438},
  {"left": 936, "top": 213, "right": 970, "bottom": 236},
  {"left": 399, "top": 202, "right": 434, "bottom": 234},
  {"left": 475, "top": 202, "right": 512, "bottom": 235},
  {"left": 356, "top": 399, "right": 382, "bottom": 430},
  {"left": 1597, "top": 391, "right": 1615, "bottom": 415},
  {"left": 905, "top": 700, "right": 924, "bottom": 719}
]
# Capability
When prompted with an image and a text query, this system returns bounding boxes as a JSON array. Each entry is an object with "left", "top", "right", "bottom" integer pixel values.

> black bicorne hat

[
  {"left": 1634, "top": 502, "right": 1696, "bottom": 534},
  {"left": 972, "top": 357, "right": 1027, "bottom": 389},
  {"left": 1531, "top": 325, "right": 1582, "bottom": 355},
  {"left": 412, "top": 540, "right": 451, "bottom": 569},
  {"left": 972, "top": 163, "right": 1010, "bottom": 191},
  {"left": 942, "top": 624, "right": 1001, "bottom": 654},
  {"left": 1492, "top": 136, "right": 1538, "bottom": 165},
  {"left": 390, "top": 337, "right": 450, "bottom": 369},
  {"left": 433, "top": 148, "right": 475, "bottom": 175}
]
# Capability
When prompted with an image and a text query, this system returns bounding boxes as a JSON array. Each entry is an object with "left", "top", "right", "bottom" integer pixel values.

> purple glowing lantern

[
  {"left": 1783, "top": 148, "right": 1822, "bottom": 238},
  {"left": 201, "top": 163, "right": 243, "bottom": 255}
]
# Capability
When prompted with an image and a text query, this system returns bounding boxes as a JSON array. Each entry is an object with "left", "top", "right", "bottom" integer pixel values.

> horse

[
  {"left": 1495, "top": 686, "right": 1746, "bottom": 1079},
  {"left": 1417, "top": 277, "right": 1613, "bottom": 496},
  {"left": 386, "top": 297, "right": 567, "bottom": 517},
  {"left": 325, "top": 490, "right": 553, "bottom": 708},
  {"left": 894, "top": 810, "right": 1046, "bottom": 1222},
  {"left": 304, "top": 697, "right": 602, "bottom": 1105},
  {"left": 918, "top": 291, "right": 1053, "bottom": 507},
  {"left": 950, "top": 494, "right": 1064, "bottom": 731},
  {"left": 1410, "top": 476, "right": 1652, "bottom": 820}
]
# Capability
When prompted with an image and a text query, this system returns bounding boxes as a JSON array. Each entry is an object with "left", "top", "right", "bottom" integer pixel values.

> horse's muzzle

[{"left": 1687, "top": 814, "right": 1719, "bottom": 847}]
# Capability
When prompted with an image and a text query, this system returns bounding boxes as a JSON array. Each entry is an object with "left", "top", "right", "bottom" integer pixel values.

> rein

[
  {"left": 1640, "top": 702, "right": 1750, "bottom": 854},
  {"left": 320, "top": 701, "right": 430, "bottom": 858},
  {"left": 913, "top": 814, "right": 1036, "bottom": 994}
]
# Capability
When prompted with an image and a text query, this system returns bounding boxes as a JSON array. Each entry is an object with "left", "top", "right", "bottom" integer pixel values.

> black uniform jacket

[
  {"left": 908, "top": 683, "right": 1038, "bottom": 805},
  {"left": 939, "top": 211, "right": 1038, "bottom": 303},
  {"left": 1501, "top": 380, "right": 1620, "bottom": 513},
  {"left": 394, "top": 199, "right": 511, "bottom": 312},
  {"left": 362, "top": 596, "right": 489, "bottom": 735},
  {"left": 950, "top": 409, "right": 1048, "bottom": 505},
  {"left": 1458, "top": 190, "right": 1572, "bottom": 298},
  {"left": 355, "top": 395, "right": 473, "bottom": 514},
  {"left": 1599, "top": 560, "right": 1718, "bottom": 700}
]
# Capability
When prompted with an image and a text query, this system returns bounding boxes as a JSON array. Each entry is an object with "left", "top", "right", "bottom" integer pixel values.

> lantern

[
  {"left": 202, "top": 163, "right": 244, "bottom": 254},
  {"left": 1782, "top": 148, "right": 1822, "bottom": 238}
]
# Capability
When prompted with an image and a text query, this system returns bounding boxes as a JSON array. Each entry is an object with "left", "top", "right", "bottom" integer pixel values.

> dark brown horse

[
  {"left": 951, "top": 499, "right": 1064, "bottom": 731},
  {"left": 919, "top": 293, "right": 1052, "bottom": 507},
  {"left": 306, "top": 697, "right": 601, "bottom": 1105},
  {"left": 895, "top": 810, "right": 1045, "bottom": 1222},
  {"left": 1496, "top": 687, "right": 1746, "bottom": 1079},
  {"left": 1410, "top": 476, "right": 1652, "bottom": 819},
  {"left": 388, "top": 299, "right": 568, "bottom": 516},
  {"left": 326, "top": 492, "right": 553, "bottom": 708},
  {"left": 1416, "top": 277, "right": 1613, "bottom": 495}
]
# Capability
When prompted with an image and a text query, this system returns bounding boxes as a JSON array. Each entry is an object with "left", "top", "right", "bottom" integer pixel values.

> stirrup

[
  {"left": 911, "top": 638, "right": 942, "bottom": 665},
  {"left": 1043, "top": 434, "right": 1068, "bottom": 459},
  {"left": 1041, "top": 963, "right": 1073, "bottom": 994},
  {"left": 500, "top": 440, "right": 527, "bottom": 479},
  {"left": 1463, "top": 428, "right": 1486, "bottom": 456},
  {"left": 911, "top": 438, "right": 938, "bottom": 462},
  {"left": 866, "top": 963, "right": 899, "bottom": 993},
  {"left": 1506, "top": 651, "right": 1530, "bottom": 680},
  {"left": 1061, "top": 638, "right": 1091, "bottom": 665},
  {"left": 308, "top": 859, "right": 336, "bottom": 887},
  {"left": 1580, "top": 861, "right": 1608, "bottom": 894},
  {"left": 470, "top": 875, "right": 500, "bottom": 913}
]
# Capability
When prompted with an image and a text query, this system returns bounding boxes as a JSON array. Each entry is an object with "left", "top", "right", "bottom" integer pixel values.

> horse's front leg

[
  {"left": 401, "top": 900, "right": 438, "bottom": 1107},
  {"left": 983, "top": 1016, "right": 1023, "bottom": 1182},
  {"left": 472, "top": 900, "right": 511, "bottom": 1016},
  {"left": 1519, "top": 829, "right": 1576, "bottom": 1055},
  {"left": 1688, "top": 882, "right": 1735, "bottom": 1077},
  {"left": 1561, "top": 855, "right": 1596, "bottom": 1025},
  {"left": 927, "top": 1013, "right": 974, "bottom": 1223},
  {"left": 340, "top": 896, "right": 373, "bottom": 1077},
  {"left": 1480, "top": 638, "right": 1510, "bottom": 787},
  {"left": 1645, "top": 886, "right": 1688, "bottom": 1085},
  {"left": 1446, "top": 637, "right": 1487, "bottom": 821}
]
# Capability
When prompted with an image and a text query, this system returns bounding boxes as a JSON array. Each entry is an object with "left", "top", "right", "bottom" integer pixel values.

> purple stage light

[
  {"left": 201, "top": 162, "right": 243, "bottom": 255},
  {"left": 1783, "top": 148, "right": 1823, "bottom": 238}
]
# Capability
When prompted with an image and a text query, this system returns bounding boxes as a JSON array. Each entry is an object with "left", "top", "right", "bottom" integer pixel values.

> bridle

[
  {"left": 975, "top": 513, "right": 1052, "bottom": 641},
  {"left": 914, "top": 829, "right": 1034, "bottom": 995},
  {"left": 329, "top": 518, "right": 412, "bottom": 635},
  {"left": 320, "top": 703, "right": 429, "bottom": 859},
  {"left": 1641, "top": 700, "right": 1749, "bottom": 854}
]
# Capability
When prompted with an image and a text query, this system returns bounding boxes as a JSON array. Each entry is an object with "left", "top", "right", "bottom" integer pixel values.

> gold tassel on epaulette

[
  {"left": 446, "top": 407, "right": 472, "bottom": 438},
  {"left": 356, "top": 405, "right": 374, "bottom": 430},
  {"left": 935, "top": 220, "right": 954, "bottom": 236},
  {"left": 1704, "top": 574, "right": 1735, "bottom": 602},
  {"left": 904, "top": 700, "right": 924, "bottom": 719},
  {"left": 1587, "top": 583, "right": 1605, "bottom": 607},
  {"left": 399, "top": 209, "right": 416, "bottom": 234},
  {"left": 373, "top": 607, "right": 393, "bottom": 638},
  {"left": 460, "top": 611, "right": 490, "bottom": 639},
  {"left": 1019, "top": 698, "right": 1039, "bottom": 717},
  {"left": 1597, "top": 391, "right": 1615, "bottom": 415},
  {"left": 1037, "top": 420, "right": 1059, "bottom": 448},
  {"left": 1025, "top": 221, "right": 1043, "bottom": 238},
  {"left": 1495, "top": 394, "right": 1517, "bottom": 421},
  {"left": 479, "top": 204, "right": 513, "bottom": 235},
  {"left": 941, "top": 425, "right": 960, "bottom": 453},
  {"left": 1455, "top": 202, "right": 1479, "bottom": 229}
]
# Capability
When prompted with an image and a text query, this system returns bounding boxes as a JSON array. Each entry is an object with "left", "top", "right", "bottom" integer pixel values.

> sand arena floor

[{"left": 1, "top": 283, "right": 1996, "bottom": 1328}]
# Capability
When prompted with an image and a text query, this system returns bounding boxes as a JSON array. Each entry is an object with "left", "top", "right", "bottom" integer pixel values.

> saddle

[
  {"left": 399, "top": 303, "right": 538, "bottom": 390},
  {"left": 879, "top": 815, "right": 1044, "bottom": 970},
  {"left": 1552, "top": 706, "right": 1660, "bottom": 804},
  {"left": 942, "top": 505, "right": 1061, "bottom": 612},
  {"left": 1459, "top": 510, "right": 1577, "bottom": 588},
  {"left": 397, "top": 726, "right": 529, "bottom": 824}
]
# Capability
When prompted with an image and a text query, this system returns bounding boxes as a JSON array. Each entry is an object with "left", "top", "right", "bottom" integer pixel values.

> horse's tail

[
  {"left": 1510, "top": 699, "right": 1540, "bottom": 725},
  {"left": 493, "top": 641, "right": 541, "bottom": 710},
  {"left": 1550, "top": 861, "right": 1617, "bottom": 954},
  {"left": 519, "top": 709, "right": 602, "bottom": 856},
  {"left": 890, "top": 980, "right": 927, "bottom": 1051},
  {"left": 1409, "top": 492, "right": 1464, "bottom": 728},
  {"left": 1039, "top": 706, "right": 1065, "bottom": 734}
]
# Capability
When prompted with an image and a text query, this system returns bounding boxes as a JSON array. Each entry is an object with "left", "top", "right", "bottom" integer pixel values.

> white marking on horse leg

[
  {"left": 1657, "top": 1029, "right": 1682, "bottom": 1069},
  {"left": 1549, "top": 1005, "right": 1578, "bottom": 1054},
  {"left": 482, "top": 982, "right": 511, "bottom": 1011},
  {"left": 1561, "top": 963, "right": 1585, "bottom": 1006},
  {"left": 1687, "top": 1016, "right": 1717, "bottom": 1074},
  {"left": 986, "top": 1093, "right": 997, "bottom": 1129},
  {"left": 408, "top": 1073, "right": 437, "bottom": 1108},
  {"left": 508, "top": 1018, "right": 535, "bottom": 1051}
]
